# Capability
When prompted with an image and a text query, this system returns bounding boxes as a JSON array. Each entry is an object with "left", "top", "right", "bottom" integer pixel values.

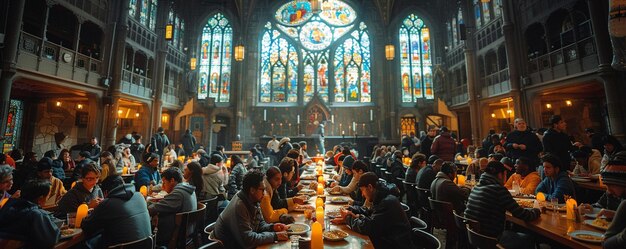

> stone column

[
  {"left": 461, "top": 0, "right": 481, "bottom": 144},
  {"left": 0, "top": 0, "right": 26, "bottom": 139},
  {"left": 587, "top": 0, "right": 625, "bottom": 142},
  {"left": 501, "top": 0, "right": 523, "bottom": 119},
  {"left": 151, "top": 0, "right": 170, "bottom": 133}
]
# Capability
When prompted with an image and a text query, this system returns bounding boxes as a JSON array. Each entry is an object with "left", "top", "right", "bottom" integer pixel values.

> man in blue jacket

[
  {"left": 134, "top": 153, "right": 161, "bottom": 191},
  {"left": 535, "top": 153, "right": 575, "bottom": 203}
]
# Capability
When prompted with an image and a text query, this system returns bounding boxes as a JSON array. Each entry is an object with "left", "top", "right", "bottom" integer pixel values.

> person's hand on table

[
  {"left": 273, "top": 223, "right": 287, "bottom": 232},
  {"left": 276, "top": 231, "right": 289, "bottom": 241},
  {"left": 578, "top": 203, "right": 593, "bottom": 215},
  {"left": 308, "top": 181, "right": 318, "bottom": 189},
  {"left": 279, "top": 214, "right": 295, "bottom": 224},
  {"left": 331, "top": 217, "right": 345, "bottom": 225},
  {"left": 88, "top": 197, "right": 102, "bottom": 208},
  {"left": 330, "top": 181, "right": 338, "bottom": 188},
  {"left": 293, "top": 195, "right": 306, "bottom": 205},
  {"left": 331, "top": 186, "right": 340, "bottom": 192},
  {"left": 597, "top": 209, "right": 616, "bottom": 220},
  {"left": 340, "top": 208, "right": 357, "bottom": 220},
  {"left": 296, "top": 184, "right": 305, "bottom": 191}
]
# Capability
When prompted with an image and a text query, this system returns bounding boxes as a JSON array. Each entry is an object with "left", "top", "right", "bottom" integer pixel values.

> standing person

[
  {"left": 464, "top": 161, "right": 541, "bottom": 249},
  {"left": 55, "top": 163, "right": 104, "bottom": 218},
  {"left": 277, "top": 137, "right": 293, "bottom": 163},
  {"left": 267, "top": 135, "right": 280, "bottom": 155},
  {"left": 431, "top": 126, "right": 457, "bottom": 162},
  {"left": 505, "top": 118, "right": 543, "bottom": 166},
  {"left": 542, "top": 115, "right": 582, "bottom": 168},
  {"left": 339, "top": 172, "right": 415, "bottom": 249},
  {"left": 410, "top": 132, "right": 421, "bottom": 156},
  {"left": 315, "top": 122, "right": 326, "bottom": 155},
  {"left": 181, "top": 129, "right": 196, "bottom": 160},
  {"left": 81, "top": 175, "right": 152, "bottom": 248},
  {"left": 535, "top": 153, "right": 575, "bottom": 203},
  {"left": 420, "top": 126, "right": 438, "bottom": 158},
  {"left": 148, "top": 168, "right": 197, "bottom": 247},
  {"left": 150, "top": 127, "right": 170, "bottom": 167},
  {"left": 0, "top": 180, "right": 59, "bottom": 248},
  {"left": 83, "top": 137, "right": 102, "bottom": 162},
  {"left": 214, "top": 170, "right": 289, "bottom": 248},
  {"left": 129, "top": 134, "right": 145, "bottom": 166}
]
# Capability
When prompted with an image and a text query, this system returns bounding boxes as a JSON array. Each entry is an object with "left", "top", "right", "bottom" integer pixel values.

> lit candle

[
  {"left": 122, "top": 166, "right": 128, "bottom": 174},
  {"left": 0, "top": 198, "right": 8, "bottom": 208},
  {"left": 315, "top": 206, "right": 324, "bottom": 227},
  {"left": 311, "top": 220, "right": 323, "bottom": 249},
  {"left": 75, "top": 203, "right": 89, "bottom": 228},
  {"left": 370, "top": 109, "right": 373, "bottom": 121},
  {"left": 536, "top": 192, "right": 545, "bottom": 202},
  {"left": 456, "top": 175, "right": 466, "bottom": 186},
  {"left": 566, "top": 198, "right": 578, "bottom": 220},
  {"left": 140, "top": 185, "right": 148, "bottom": 197},
  {"left": 263, "top": 109, "right": 267, "bottom": 121},
  {"left": 331, "top": 115, "right": 334, "bottom": 123},
  {"left": 71, "top": 181, "right": 77, "bottom": 189},
  {"left": 599, "top": 175, "right": 604, "bottom": 187},
  {"left": 317, "top": 184, "right": 324, "bottom": 195},
  {"left": 342, "top": 130, "right": 345, "bottom": 135},
  {"left": 316, "top": 197, "right": 324, "bottom": 208},
  {"left": 352, "top": 122, "right": 356, "bottom": 132},
  {"left": 318, "top": 175, "right": 324, "bottom": 184},
  {"left": 297, "top": 115, "right": 300, "bottom": 124}
]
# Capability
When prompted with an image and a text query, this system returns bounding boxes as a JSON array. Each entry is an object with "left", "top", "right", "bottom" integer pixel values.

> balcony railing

[
  {"left": 163, "top": 85, "right": 180, "bottom": 106},
  {"left": 121, "top": 69, "right": 153, "bottom": 99},
  {"left": 449, "top": 84, "right": 469, "bottom": 106},
  {"left": 526, "top": 36, "right": 598, "bottom": 85}
]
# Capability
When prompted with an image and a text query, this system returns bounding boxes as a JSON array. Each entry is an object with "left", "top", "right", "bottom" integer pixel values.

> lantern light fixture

[
  {"left": 385, "top": 44, "right": 395, "bottom": 61},
  {"left": 235, "top": 44, "right": 245, "bottom": 61},
  {"left": 165, "top": 24, "right": 174, "bottom": 40}
]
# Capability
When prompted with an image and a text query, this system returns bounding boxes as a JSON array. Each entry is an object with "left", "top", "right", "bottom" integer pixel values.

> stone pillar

[
  {"left": 0, "top": 0, "right": 26, "bottom": 139},
  {"left": 103, "top": 0, "right": 130, "bottom": 147},
  {"left": 587, "top": 0, "right": 625, "bottom": 142},
  {"left": 461, "top": 0, "right": 481, "bottom": 144},
  {"left": 501, "top": 0, "right": 523, "bottom": 119},
  {"left": 152, "top": 0, "right": 170, "bottom": 133}
]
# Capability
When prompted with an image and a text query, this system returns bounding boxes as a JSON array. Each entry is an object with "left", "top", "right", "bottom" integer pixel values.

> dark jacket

[
  {"left": 214, "top": 191, "right": 276, "bottom": 249},
  {"left": 277, "top": 142, "right": 293, "bottom": 163},
  {"left": 55, "top": 182, "right": 104, "bottom": 218},
  {"left": 420, "top": 136, "right": 434, "bottom": 158},
  {"left": 150, "top": 132, "right": 170, "bottom": 156},
  {"left": 592, "top": 193, "right": 622, "bottom": 211},
  {"left": 464, "top": 173, "right": 541, "bottom": 238},
  {"left": 129, "top": 142, "right": 145, "bottom": 164},
  {"left": 404, "top": 167, "right": 419, "bottom": 184},
  {"left": 416, "top": 165, "right": 436, "bottom": 208},
  {"left": 228, "top": 163, "right": 247, "bottom": 198},
  {"left": 51, "top": 159, "right": 65, "bottom": 180},
  {"left": 542, "top": 128, "right": 576, "bottom": 167},
  {"left": 148, "top": 183, "right": 197, "bottom": 246},
  {"left": 430, "top": 172, "right": 470, "bottom": 213},
  {"left": 604, "top": 199, "right": 626, "bottom": 248},
  {"left": 346, "top": 182, "right": 415, "bottom": 249},
  {"left": 133, "top": 165, "right": 161, "bottom": 191},
  {"left": 181, "top": 131, "right": 197, "bottom": 156},
  {"left": 535, "top": 170, "right": 576, "bottom": 203},
  {"left": 431, "top": 132, "right": 456, "bottom": 162},
  {"left": 81, "top": 184, "right": 152, "bottom": 248},
  {"left": 278, "top": 177, "right": 298, "bottom": 199},
  {"left": 505, "top": 129, "right": 543, "bottom": 165},
  {"left": 0, "top": 198, "right": 60, "bottom": 248},
  {"left": 83, "top": 143, "right": 102, "bottom": 161},
  {"left": 389, "top": 157, "right": 406, "bottom": 180}
]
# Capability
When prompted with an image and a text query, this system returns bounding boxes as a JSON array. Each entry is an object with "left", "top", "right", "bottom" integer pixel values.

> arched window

[
  {"left": 399, "top": 14, "right": 433, "bottom": 102},
  {"left": 259, "top": 0, "right": 369, "bottom": 104},
  {"left": 198, "top": 13, "right": 232, "bottom": 102},
  {"left": 128, "top": 0, "right": 157, "bottom": 30}
]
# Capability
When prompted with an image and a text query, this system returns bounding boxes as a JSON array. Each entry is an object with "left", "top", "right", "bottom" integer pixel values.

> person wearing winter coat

[
  {"left": 148, "top": 167, "right": 197, "bottom": 246},
  {"left": 0, "top": 180, "right": 60, "bottom": 248},
  {"left": 55, "top": 163, "right": 104, "bottom": 219},
  {"left": 228, "top": 155, "right": 248, "bottom": 199},
  {"left": 82, "top": 176, "right": 152, "bottom": 248},
  {"left": 505, "top": 118, "right": 543, "bottom": 166},
  {"left": 276, "top": 137, "right": 293, "bottom": 163},
  {"left": 431, "top": 126, "right": 457, "bottom": 162},
  {"left": 181, "top": 129, "right": 197, "bottom": 159},
  {"left": 431, "top": 162, "right": 470, "bottom": 213},
  {"left": 535, "top": 153, "right": 576, "bottom": 203},
  {"left": 133, "top": 153, "right": 161, "bottom": 191},
  {"left": 542, "top": 115, "right": 582, "bottom": 168}
]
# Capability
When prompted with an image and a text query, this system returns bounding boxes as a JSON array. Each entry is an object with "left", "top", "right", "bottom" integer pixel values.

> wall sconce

[
  {"left": 56, "top": 101, "right": 62, "bottom": 107},
  {"left": 565, "top": 100, "right": 572, "bottom": 106},
  {"left": 77, "top": 104, "right": 83, "bottom": 110},
  {"left": 190, "top": 57, "right": 197, "bottom": 70},
  {"left": 165, "top": 24, "right": 174, "bottom": 40},
  {"left": 234, "top": 44, "right": 245, "bottom": 61},
  {"left": 491, "top": 113, "right": 496, "bottom": 118},
  {"left": 161, "top": 114, "right": 169, "bottom": 123},
  {"left": 135, "top": 113, "right": 140, "bottom": 118},
  {"left": 118, "top": 110, "right": 123, "bottom": 117},
  {"left": 545, "top": 103, "right": 552, "bottom": 109},
  {"left": 385, "top": 44, "right": 395, "bottom": 60},
  {"left": 506, "top": 109, "right": 512, "bottom": 114}
]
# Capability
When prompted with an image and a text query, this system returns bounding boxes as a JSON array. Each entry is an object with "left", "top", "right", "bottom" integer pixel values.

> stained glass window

[
  {"left": 3, "top": 100, "right": 24, "bottom": 153},
  {"left": 149, "top": 0, "right": 157, "bottom": 30},
  {"left": 482, "top": 1, "right": 492, "bottom": 23},
  {"left": 198, "top": 13, "right": 232, "bottom": 102},
  {"left": 129, "top": 0, "right": 137, "bottom": 17},
  {"left": 494, "top": 0, "right": 502, "bottom": 17},
  {"left": 475, "top": 1, "right": 482, "bottom": 28},
  {"left": 260, "top": 0, "right": 368, "bottom": 104},
  {"left": 399, "top": 14, "right": 433, "bottom": 102},
  {"left": 140, "top": 0, "right": 149, "bottom": 26}
]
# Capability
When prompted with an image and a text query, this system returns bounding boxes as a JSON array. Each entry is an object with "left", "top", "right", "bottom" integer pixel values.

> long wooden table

[
  {"left": 575, "top": 180, "right": 606, "bottom": 191},
  {"left": 258, "top": 168, "right": 374, "bottom": 249},
  {"left": 54, "top": 232, "right": 84, "bottom": 249},
  {"left": 506, "top": 210, "right": 602, "bottom": 249}
]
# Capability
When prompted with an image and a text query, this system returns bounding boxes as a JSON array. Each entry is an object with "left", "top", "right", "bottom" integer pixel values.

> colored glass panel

[
  {"left": 482, "top": 2, "right": 492, "bottom": 23},
  {"left": 3, "top": 100, "right": 23, "bottom": 153},
  {"left": 399, "top": 14, "right": 433, "bottom": 102},
  {"left": 259, "top": 23, "right": 298, "bottom": 103},
  {"left": 149, "top": 0, "right": 156, "bottom": 30},
  {"left": 198, "top": 13, "right": 232, "bottom": 102},
  {"left": 140, "top": 0, "right": 149, "bottom": 26},
  {"left": 129, "top": 0, "right": 137, "bottom": 17},
  {"left": 333, "top": 24, "right": 370, "bottom": 103}
]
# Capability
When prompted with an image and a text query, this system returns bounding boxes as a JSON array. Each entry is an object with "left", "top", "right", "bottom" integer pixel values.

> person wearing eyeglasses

[{"left": 54, "top": 163, "right": 103, "bottom": 218}]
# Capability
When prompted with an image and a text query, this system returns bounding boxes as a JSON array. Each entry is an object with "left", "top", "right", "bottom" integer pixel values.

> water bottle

[{"left": 513, "top": 180, "right": 520, "bottom": 195}]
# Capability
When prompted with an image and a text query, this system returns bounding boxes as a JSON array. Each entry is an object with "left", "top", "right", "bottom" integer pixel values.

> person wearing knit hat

[
  {"left": 596, "top": 151, "right": 626, "bottom": 248},
  {"left": 36, "top": 158, "right": 67, "bottom": 207}
]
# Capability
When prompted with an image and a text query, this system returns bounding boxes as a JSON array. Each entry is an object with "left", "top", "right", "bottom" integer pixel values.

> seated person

[
  {"left": 0, "top": 165, "right": 15, "bottom": 203},
  {"left": 82, "top": 175, "right": 152, "bottom": 248},
  {"left": 430, "top": 162, "right": 470, "bottom": 213},
  {"left": 331, "top": 160, "right": 368, "bottom": 195},
  {"left": 134, "top": 153, "right": 161, "bottom": 191},
  {"left": 571, "top": 147, "right": 601, "bottom": 176},
  {"left": 55, "top": 163, "right": 103, "bottom": 218},
  {"left": 594, "top": 151, "right": 626, "bottom": 248},
  {"left": 465, "top": 161, "right": 541, "bottom": 249},
  {"left": 214, "top": 170, "right": 289, "bottom": 248},
  {"left": 388, "top": 150, "right": 406, "bottom": 180},
  {"left": 504, "top": 157, "right": 541, "bottom": 195},
  {"left": 331, "top": 155, "right": 352, "bottom": 187},
  {"left": 35, "top": 158, "right": 67, "bottom": 207},
  {"left": 260, "top": 167, "right": 304, "bottom": 223},
  {"left": 338, "top": 172, "right": 415, "bottom": 249},
  {"left": 277, "top": 158, "right": 304, "bottom": 199},
  {"left": 148, "top": 167, "right": 197, "bottom": 246},
  {"left": 0, "top": 180, "right": 59, "bottom": 248},
  {"left": 405, "top": 153, "right": 427, "bottom": 184},
  {"left": 202, "top": 154, "right": 229, "bottom": 211},
  {"left": 465, "top": 157, "right": 488, "bottom": 180},
  {"left": 535, "top": 153, "right": 575, "bottom": 203}
]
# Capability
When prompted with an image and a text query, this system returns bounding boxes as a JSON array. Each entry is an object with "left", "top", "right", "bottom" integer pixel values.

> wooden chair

[
  {"left": 409, "top": 216, "right": 428, "bottom": 230},
  {"left": 412, "top": 228, "right": 441, "bottom": 249},
  {"left": 429, "top": 198, "right": 457, "bottom": 249},
  {"left": 108, "top": 234, "right": 156, "bottom": 249},
  {"left": 395, "top": 177, "right": 406, "bottom": 201},
  {"left": 453, "top": 210, "right": 479, "bottom": 249},
  {"left": 466, "top": 225, "right": 502, "bottom": 249},
  {"left": 168, "top": 202, "right": 207, "bottom": 249}
]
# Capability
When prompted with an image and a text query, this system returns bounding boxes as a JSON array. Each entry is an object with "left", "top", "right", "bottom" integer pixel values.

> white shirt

[{"left": 267, "top": 139, "right": 280, "bottom": 153}]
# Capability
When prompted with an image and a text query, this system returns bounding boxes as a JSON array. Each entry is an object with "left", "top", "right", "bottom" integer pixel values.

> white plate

[
  {"left": 583, "top": 208, "right": 603, "bottom": 218},
  {"left": 323, "top": 230, "right": 348, "bottom": 241},
  {"left": 329, "top": 197, "right": 350, "bottom": 204},
  {"left": 584, "top": 219, "right": 610, "bottom": 231},
  {"left": 60, "top": 228, "right": 82, "bottom": 240},
  {"left": 287, "top": 223, "right": 310, "bottom": 235},
  {"left": 567, "top": 230, "right": 604, "bottom": 243}
]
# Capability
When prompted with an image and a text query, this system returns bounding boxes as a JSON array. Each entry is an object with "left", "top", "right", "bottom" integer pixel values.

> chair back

[
  {"left": 403, "top": 181, "right": 417, "bottom": 215},
  {"left": 412, "top": 228, "right": 441, "bottom": 249},
  {"left": 429, "top": 198, "right": 457, "bottom": 249},
  {"left": 400, "top": 202, "right": 411, "bottom": 218},
  {"left": 168, "top": 202, "right": 207, "bottom": 249},
  {"left": 198, "top": 241, "right": 224, "bottom": 249},
  {"left": 415, "top": 187, "right": 432, "bottom": 231},
  {"left": 201, "top": 195, "right": 220, "bottom": 224},
  {"left": 452, "top": 210, "right": 479, "bottom": 249},
  {"left": 108, "top": 234, "right": 156, "bottom": 249},
  {"left": 466, "top": 225, "right": 499, "bottom": 249},
  {"left": 409, "top": 216, "right": 428, "bottom": 230}
]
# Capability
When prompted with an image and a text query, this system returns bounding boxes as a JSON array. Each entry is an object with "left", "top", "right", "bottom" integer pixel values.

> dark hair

[
  {"left": 571, "top": 147, "right": 591, "bottom": 159},
  {"left": 79, "top": 151, "right": 91, "bottom": 158},
  {"left": 100, "top": 151, "right": 117, "bottom": 178},
  {"left": 169, "top": 160, "right": 183, "bottom": 169},
  {"left": 342, "top": 147, "right": 351, "bottom": 156},
  {"left": 266, "top": 166, "right": 281, "bottom": 179},
  {"left": 43, "top": 150, "right": 57, "bottom": 159},
  {"left": 410, "top": 153, "right": 427, "bottom": 169},
  {"left": 20, "top": 180, "right": 51, "bottom": 203},
  {"left": 292, "top": 143, "right": 301, "bottom": 150},
  {"left": 210, "top": 154, "right": 224, "bottom": 165},
  {"left": 549, "top": 115, "right": 562, "bottom": 125},
  {"left": 133, "top": 134, "right": 142, "bottom": 140},
  {"left": 10, "top": 148, "right": 23, "bottom": 161},
  {"left": 475, "top": 148, "right": 488, "bottom": 158},
  {"left": 216, "top": 145, "right": 224, "bottom": 151},
  {"left": 357, "top": 172, "right": 379, "bottom": 187},
  {"left": 59, "top": 149, "right": 70, "bottom": 157},
  {"left": 242, "top": 170, "right": 265, "bottom": 193},
  {"left": 485, "top": 161, "right": 506, "bottom": 175},
  {"left": 278, "top": 158, "right": 296, "bottom": 174},
  {"left": 157, "top": 127, "right": 164, "bottom": 133},
  {"left": 299, "top": 141, "right": 307, "bottom": 146},
  {"left": 428, "top": 155, "right": 440, "bottom": 165},
  {"left": 161, "top": 167, "right": 183, "bottom": 183},
  {"left": 82, "top": 163, "right": 101, "bottom": 178},
  {"left": 440, "top": 162, "right": 457, "bottom": 175},
  {"left": 231, "top": 155, "right": 244, "bottom": 167},
  {"left": 185, "top": 162, "right": 204, "bottom": 192},
  {"left": 440, "top": 126, "right": 449, "bottom": 132},
  {"left": 541, "top": 153, "right": 562, "bottom": 169},
  {"left": 489, "top": 153, "right": 504, "bottom": 162},
  {"left": 602, "top": 135, "right": 624, "bottom": 152},
  {"left": 0, "top": 153, "right": 5, "bottom": 164},
  {"left": 287, "top": 149, "right": 300, "bottom": 159},
  {"left": 585, "top": 128, "right": 595, "bottom": 133},
  {"left": 352, "top": 160, "right": 367, "bottom": 172},
  {"left": 100, "top": 175, "right": 124, "bottom": 194}
]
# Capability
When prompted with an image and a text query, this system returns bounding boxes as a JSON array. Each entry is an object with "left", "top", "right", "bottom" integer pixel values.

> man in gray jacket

[
  {"left": 430, "top": 162, "right": 470, "bottom": 213},
  {"left": 148, "top": 168, "right": 197, "bottom": 246},
  {"left": 214, "top": 170, "right": 289, "bottom": 248}
]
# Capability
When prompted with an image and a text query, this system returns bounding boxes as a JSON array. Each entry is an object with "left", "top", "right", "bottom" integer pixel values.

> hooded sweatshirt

[
  {"left": 214, "top": 191, "right": 276, "bottom": 249},
  {"left": 202, "top": 163, "right": 229, "bottom": 199},
  {"left": 0, "top": 198, "right": 60, "bottom": 248},
  {"left": 81, "top": 184, "right": 152, "bottom": 247},
  {"left": 148, "top": 183, "right": 197, "bottom": 245}
]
